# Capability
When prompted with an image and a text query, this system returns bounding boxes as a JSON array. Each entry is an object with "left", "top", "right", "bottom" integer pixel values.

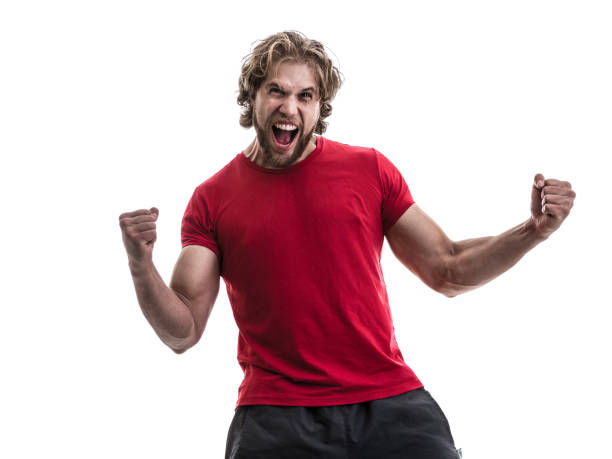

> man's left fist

[{"left": 530, "top": 173, "right": 576, "bottom": 238}]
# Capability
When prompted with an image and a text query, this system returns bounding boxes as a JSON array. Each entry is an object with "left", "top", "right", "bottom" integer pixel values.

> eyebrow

[{"left": 265, "top": 82, "right": 317, "bottom": 94}]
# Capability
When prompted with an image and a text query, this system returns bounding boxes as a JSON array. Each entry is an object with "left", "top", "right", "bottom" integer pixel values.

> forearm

[
  {"left": 129, "top": 260, "right": 196, "bottom": 352},
  {"left": 442, "top": 218, "right": 547, "bottom": 296}
]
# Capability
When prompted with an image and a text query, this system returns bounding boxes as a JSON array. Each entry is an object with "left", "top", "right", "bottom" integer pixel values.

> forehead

[{"left": 262, "top": 60, "right": 318, "bottom": 92}]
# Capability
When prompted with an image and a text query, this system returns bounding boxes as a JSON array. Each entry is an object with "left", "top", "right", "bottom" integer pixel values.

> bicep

[
  {"left": 169, "top": 245, "right": 220, "bottom": 342},
  {"left": 385, "top": 204, "right": 454, "bottom": 291}
]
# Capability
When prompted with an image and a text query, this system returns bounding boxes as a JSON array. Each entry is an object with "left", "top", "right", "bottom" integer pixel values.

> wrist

[
  {"left": 128, "top": 256, "right": 154, "bottom": 276},
  {"left": 526, "top": 217, "right": 550, "bottom": 242}
]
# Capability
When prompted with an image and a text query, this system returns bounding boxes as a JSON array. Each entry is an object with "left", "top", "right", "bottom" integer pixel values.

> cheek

[
  {"left": 305, "top": 104, "right": 320, "bottom": 125},
  {"left": 310, "top": 107, "right": 321, "bottom": 129},
  {"left": 252, "top": 95, "right": 269, "bottom": 120},
  {"left": 260, "top": 103, "right": 279, "bottom": 122}
]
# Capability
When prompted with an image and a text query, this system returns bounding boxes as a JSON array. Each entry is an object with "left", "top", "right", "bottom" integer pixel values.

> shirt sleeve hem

[
  {"left": 181, "top": 240, "right": 221, "bottom": 257},
  {"left": 383, "top": 199, "right": 415, "bottom": 234}
]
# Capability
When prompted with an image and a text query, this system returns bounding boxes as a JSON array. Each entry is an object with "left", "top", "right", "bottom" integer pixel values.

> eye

[
  {"left": 269, "top": 87, "right": 283, "bottom": 95},
  {"left": 300, "top": 92, "right": 313, "bottom": 101}
]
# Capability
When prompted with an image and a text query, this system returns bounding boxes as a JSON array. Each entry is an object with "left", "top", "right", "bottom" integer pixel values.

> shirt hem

[{"left": 235, "top": 380, "right": 424, "bottom": 408}]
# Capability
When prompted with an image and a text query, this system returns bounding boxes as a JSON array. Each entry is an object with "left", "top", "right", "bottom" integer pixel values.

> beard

[{"left": 252, "top": 111, "right": 316, "bottom": 169}]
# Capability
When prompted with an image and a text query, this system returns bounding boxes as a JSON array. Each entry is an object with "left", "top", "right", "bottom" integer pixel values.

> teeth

[{"left": 274, "top": 123, "right": 298, "bottom": 131}]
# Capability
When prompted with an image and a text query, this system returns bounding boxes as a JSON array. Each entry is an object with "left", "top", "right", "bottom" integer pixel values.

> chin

[
  {"left": 264, "top": 145, "right": 302, "bottom": 168},
  {"left": 253, "top": 117, "right": 314, "bottom": 168}
]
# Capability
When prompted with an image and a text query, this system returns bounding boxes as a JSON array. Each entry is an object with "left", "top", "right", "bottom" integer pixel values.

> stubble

[{"left": 252, "top": 112, "right": 316, "bottom": 169}]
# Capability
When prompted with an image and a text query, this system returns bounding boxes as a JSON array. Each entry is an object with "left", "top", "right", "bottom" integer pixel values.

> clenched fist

[
  {"left": 119, "top": 207, "right": 159, "bottom": 265},
  {"left": 531, "top": 174, "right": 576, "bottom": 238}
]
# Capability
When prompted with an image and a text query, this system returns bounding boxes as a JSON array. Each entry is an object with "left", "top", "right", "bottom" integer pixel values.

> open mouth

[{"left": 272, "top": 123, "right": 299, "bottom": 148}]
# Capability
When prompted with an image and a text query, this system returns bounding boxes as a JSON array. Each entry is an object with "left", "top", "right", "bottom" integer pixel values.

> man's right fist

[{"left": 119, "top": 207, "right": 159, "bottom": 263}]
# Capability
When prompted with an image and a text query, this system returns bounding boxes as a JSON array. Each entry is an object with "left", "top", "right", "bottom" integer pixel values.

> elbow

[
  {"left": 433, "top": 279, "right": 461, "bottom": 298},
  {"left": 171, "top": 345, "right": 189, "bottom": 355},
  {"left": 435, "top": 260, "right": 479, "bottom": 298},
  {"left": 168, "top": 337, "right": 195, "bottom": 354},
  {"left": 439, "top": 285, "right": 460, "bottom": 298},
  {"left": 166, "top": 323, "right": 198, "bottom": 355},
  {"left": 427, "top": 275, "right": 460, "bottom": 298},
  {"left": 431, "top": 255, "right": 462, "bottom": 298}
]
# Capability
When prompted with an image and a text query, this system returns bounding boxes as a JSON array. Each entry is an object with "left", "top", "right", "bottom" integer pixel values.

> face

[{"left": 252, "top": 60, "right": 321, "bottom": 169}]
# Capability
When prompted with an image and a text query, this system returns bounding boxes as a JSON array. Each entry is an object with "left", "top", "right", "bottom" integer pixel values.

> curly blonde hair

[{"left": 237, "top": 31, "right": 343, "bottom": 134}]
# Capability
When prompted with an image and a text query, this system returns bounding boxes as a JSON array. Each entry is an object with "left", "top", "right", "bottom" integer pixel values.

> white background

[{"left": 1, "top": 1, "right": 610, "bottom": 458}]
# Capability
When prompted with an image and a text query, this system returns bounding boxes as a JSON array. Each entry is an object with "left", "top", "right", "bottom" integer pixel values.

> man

[{"left": 119, "top": 31, "right": 575, "bottom": 458}]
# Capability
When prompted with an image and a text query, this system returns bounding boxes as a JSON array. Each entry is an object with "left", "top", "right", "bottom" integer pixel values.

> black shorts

[{"left": 225, "top": 388, "right": 462, "bottom": 458}]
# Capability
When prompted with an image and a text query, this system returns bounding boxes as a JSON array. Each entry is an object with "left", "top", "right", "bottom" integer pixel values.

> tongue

[{"left": 276, "top": 129, "right": 294, "bottom": 145}]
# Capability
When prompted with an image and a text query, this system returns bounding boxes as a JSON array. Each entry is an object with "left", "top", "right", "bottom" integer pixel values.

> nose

[{"left": 279, "top": 95, "right": 299, "bottom": 119}]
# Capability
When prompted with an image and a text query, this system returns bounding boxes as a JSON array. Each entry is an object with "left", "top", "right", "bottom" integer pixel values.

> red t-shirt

[{"left": 181, "top": 137, "right": 423, "bottom": 408}]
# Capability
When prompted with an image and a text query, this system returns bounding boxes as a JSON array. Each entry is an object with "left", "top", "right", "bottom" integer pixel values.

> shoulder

[
  {"left": 191, "top": 155, "right": 241, "bottom": 196},
  {"left": 322, "top": 137, "right": 378, "bottom": 157},
  {"left": 321, "top": 137, "right": 383, "bottom": 171},
  {"left": 322, "top": 137, "right": 392, "bottom": 174}
]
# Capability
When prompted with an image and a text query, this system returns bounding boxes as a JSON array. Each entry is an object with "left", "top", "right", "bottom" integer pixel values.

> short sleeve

[
  {"left": 181, "top": 186, "right": 221, "bottom": 257},
  {"left": 375, "top": 150, "right": 415, "bottom": 233}
]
